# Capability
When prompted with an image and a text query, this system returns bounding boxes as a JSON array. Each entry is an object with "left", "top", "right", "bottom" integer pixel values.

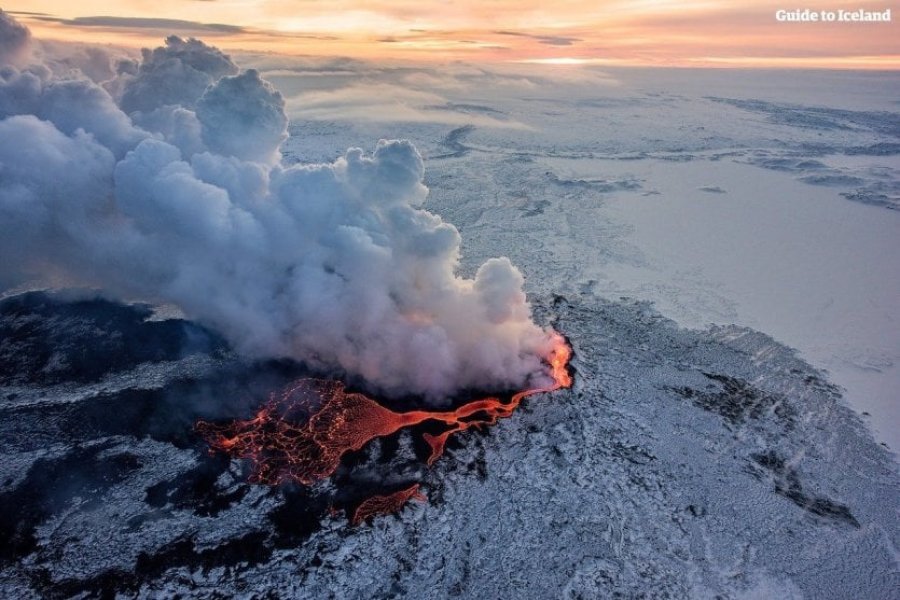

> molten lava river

[{"left": 197, "top": 336, "right": 572, "bottom": 524}]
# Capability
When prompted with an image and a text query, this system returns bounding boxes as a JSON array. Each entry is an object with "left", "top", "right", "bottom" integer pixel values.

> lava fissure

[{"left": 196, "top": 335, "right": 572, "bottom": 515}]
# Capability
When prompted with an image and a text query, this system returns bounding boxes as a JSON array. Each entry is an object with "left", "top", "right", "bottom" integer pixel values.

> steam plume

[
  {"left": 0, "top": 9, "right": 29, "bottom": 66},
  {"left": 0, "top": 14, "right": 558, "bottom": 400}
]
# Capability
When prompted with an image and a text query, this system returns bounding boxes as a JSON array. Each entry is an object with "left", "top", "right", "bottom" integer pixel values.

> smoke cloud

[
  {"left": 0, "top": 15, "right": 558, "bottom": 400},
  {"left": 0, "top": 10, "right": 30, "bottom": 66},
  {"left": 119, "top": 35, "right": 239, "bottom": 114}
]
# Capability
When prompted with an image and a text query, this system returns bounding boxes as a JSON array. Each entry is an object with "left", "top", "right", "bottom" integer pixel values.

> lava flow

[
  {"left": 196, "top": 334, "right": 572, "bottom": 500},
  {"left": 351, "top": 484, "right": 427, "bottom": 525}
]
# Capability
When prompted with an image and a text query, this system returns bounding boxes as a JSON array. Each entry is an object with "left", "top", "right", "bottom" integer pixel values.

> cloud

[
  {"left": 0, "top": 64, "right": 148, "bottom": 158},
  {"left": 494, "top": 30, "right": 581, "bottom": 46},
  {"left": 35, "top": 78, "right": 149, "bottom": 157},
  {"left": 196, "top": 69, "right": 287, "bottom": 164},
  {"left": 0, "top": 9, "right": 32, "bottom": 66},
  {"left": 32, "top": 15, "right": 246, "bottom": 35},
  {"left": 35, "top": 40, "right": 130, "bottom": 83},
  {"left": 284, "top": 82, "right": 530, "bottom": 128},
  {"left": 0, "top": 66, "right": 43, "bottom": 116},
  {"left": 119, "top": 36, "right": 239, "bottom": 114},
  {"left": 236, "top": 53, "right": 365, "bottom": 74},
  {"left": 0, "top": 115, "right": 117, "bottom": 288},
  {"left": 0, "top": 14, "right": 559, "bottom": 400}
]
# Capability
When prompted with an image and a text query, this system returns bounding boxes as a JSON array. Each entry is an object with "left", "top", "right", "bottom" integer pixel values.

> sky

[{"left": 4, "top": 0, "right": 899, "bottom": 68}]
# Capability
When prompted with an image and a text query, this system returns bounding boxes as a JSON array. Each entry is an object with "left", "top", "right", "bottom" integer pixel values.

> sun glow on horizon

[
  {"left": 3, "top": 0, "right": 898, "bottom": 69},
  {"left": 517, "top": 57, "right": 601, "bottom": 65}
]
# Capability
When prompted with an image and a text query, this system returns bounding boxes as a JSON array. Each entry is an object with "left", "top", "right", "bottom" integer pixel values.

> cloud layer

[{"left": 0, "top": 15, "right": 558, "bottom": 400}]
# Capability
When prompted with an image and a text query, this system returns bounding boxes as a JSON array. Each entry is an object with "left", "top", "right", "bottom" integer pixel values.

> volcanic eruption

[
  {"left": 0, "top": 12, "right": 574, "bottom": 523},
  {"left": 197, "top": 337, "right": 570, "bottom": 474},
  {"left": 197, "top": 335, "right": 571, "bottom": 521}
]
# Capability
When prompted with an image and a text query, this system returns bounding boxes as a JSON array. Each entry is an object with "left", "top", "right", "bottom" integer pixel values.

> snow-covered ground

[{"left": 544, "top": 155, "right": 900, "bottom": 451}]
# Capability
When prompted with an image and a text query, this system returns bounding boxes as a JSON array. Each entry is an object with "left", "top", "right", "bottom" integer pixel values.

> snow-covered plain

[{"left": 2, "top": 64, "right": 899, "bottom": 598}]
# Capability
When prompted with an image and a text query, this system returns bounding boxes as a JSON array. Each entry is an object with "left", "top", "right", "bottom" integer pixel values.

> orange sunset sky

[{"left": 4, "top": 0, "right": 899, "bottom": 68}]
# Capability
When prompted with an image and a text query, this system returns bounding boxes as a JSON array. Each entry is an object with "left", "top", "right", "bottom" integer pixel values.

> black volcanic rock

[{"left": 0, "top": 291, "right": 226, "bottom": 385}]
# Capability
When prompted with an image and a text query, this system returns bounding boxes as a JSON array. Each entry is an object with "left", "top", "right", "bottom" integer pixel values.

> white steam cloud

[
  {"left": 0, "top": 13, "right": 558, "bottom": 400},
  {"left": 0, "top": 9, "right": 30, "bottom": 66}
]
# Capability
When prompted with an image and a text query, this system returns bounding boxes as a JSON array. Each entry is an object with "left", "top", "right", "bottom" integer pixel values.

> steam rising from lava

[
  {"left": 0, "top": 12, "right": 560, "bottom": 399},
  {"left": 196, "top": 338, "right": 572, "bottom": 487}
]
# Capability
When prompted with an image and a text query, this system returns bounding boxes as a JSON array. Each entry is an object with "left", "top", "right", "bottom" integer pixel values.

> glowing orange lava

[
  {"left": 196, "top": 334, "right": 572, "bottom": 512},
  {"left": 351, "top": 484, "right": 427, "bottom": 525}
]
